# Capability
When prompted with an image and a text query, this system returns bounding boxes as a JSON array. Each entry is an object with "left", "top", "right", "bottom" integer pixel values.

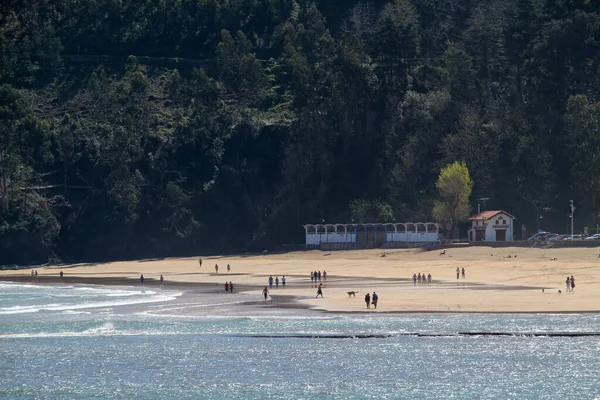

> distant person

[
  {"left": 318, "top": 271, "right": 322, "bottom": 281},
  {"left": 229, "top": 281, "right": 234, "bottom": 292},
  {"left": 462, "top": 267, "right": 466, "bottom": 279},
  {"left": 323, "top": 270, "right": 327, "bottom": 280},
  {"left": 31, "top": 270, "right": 35, "bottom": 277},
  {"left": 34, "top": 270, "right": 38, "bottom": 278},
  {"left": 282, "top": 276, "right": 286, "bottom": 287},
  {"left": 365, "top": 293, "right": 371, "bottom": 309},
  {"left": 570, "top": 275, "right": 575, "bottom": 291},
  {"left": 225, "top": 282, "right": 229, "bottom": 292},
  {"left": 160, "top": 274, "right": 164, "bottom": 284},
  {"left": 418, "top": 273, "right": 421, "bottom": 284},
  {"left": 310, "top": 272, "right": 314, "bottom": 283},
  {"left": 413, "top": 273, "right": 417, "bottom": 286},
  {"left": 262, "top": 286, "right": 269, "bottom": 301},
  {"left": 427, "top": 273, "right": 431, "bottom": 285},
  {"left": 566, "top": 276, "right": 571, "bottom": 292},
  {"left": 372, "top": 292, "right": 378, "bottom": 309},
  {"left": 275, "top": 276, "right": 279, "bottom": 288},
  {"left": 215, "top": 264, "right": 219, "bottom": 274},
  {"left": 227, "top": 264, "right": 231, "bottom": 273},
  {"left": 269, "top": 275, "right": 274, "bottom": 288},
  {"left": 59, "top": 271, "right": 64, "bottom": 278},
  {"left": 316, "top": 283, "right": 323, "bottom": 298},
  {"left": 199, "top": 258, "right": 203, "bottom": 267},
  {"left": 456, "top": 267, "right": 460, "bottom": 280},
  {"left": 140, "top": 274, "right": 144, "bottom": 284}
]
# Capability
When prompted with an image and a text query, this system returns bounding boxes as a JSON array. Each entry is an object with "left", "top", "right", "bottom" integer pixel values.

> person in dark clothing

[
  {"left": 365, "top": 293, "right": 371, "bottom": 309},
  {"left": 316, "top": 283, "right": 323, "bottom": 298}
]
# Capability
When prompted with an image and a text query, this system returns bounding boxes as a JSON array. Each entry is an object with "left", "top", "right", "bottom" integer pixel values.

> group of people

[
  {"left": 268, "top": 275, "right": 286, "bottom": 289},
  {"left": 198, "top": 258, "right": 231, "bottom": 274},
  {"left": 364, "top": 292, "right": 379, "bottom": 309},
  {"left": 456, "top": 267, "right": 466, "bottom": 279},
  {"left": 30, "top": 270, "right": 39, "bottom": 278},
  {"left": 412, "top": 272, "right": 432, "bottom": 285},
  {"left": 566, "top": 275, "right": 576, "bottom": 292},
  {"left": 310, "top": 270, "right": 326, "bottom": 282},
  {"left": 224, "top": 281, "right": 235, "bottom": 293}
]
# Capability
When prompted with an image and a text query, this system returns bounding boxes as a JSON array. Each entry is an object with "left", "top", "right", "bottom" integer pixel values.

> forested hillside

[{"left": 1, "top": 0, "right": 599, "bottom": 264}]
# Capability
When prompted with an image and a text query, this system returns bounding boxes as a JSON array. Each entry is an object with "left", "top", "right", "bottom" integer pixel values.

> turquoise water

[{"left": 2, "top": 282, "right": 600, "bottom": 399}]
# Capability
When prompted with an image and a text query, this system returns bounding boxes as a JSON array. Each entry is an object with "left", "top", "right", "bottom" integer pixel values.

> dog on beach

[
  {"left": 347, "top": 291, "right": 358, "bottom": 297},
  {"left": 439, "top": 250, "right": 446, "bottom": 256}
]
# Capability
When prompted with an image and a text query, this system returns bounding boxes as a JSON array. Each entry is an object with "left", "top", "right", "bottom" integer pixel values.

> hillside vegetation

[{"left": 1, "top": 0, "right": 599, "bottom": 264}]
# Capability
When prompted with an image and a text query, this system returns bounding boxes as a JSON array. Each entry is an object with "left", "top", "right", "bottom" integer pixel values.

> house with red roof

[{"left": 467, "top": 210, "right": 516, "bottom": 242}]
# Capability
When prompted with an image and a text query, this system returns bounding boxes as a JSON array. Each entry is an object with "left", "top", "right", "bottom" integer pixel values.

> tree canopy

[
  {"left": 1, "top": 0, "right": 600, "bottom": 264},
  {"left": 433, "top": 161, "right": 473, "bottom": 238}
]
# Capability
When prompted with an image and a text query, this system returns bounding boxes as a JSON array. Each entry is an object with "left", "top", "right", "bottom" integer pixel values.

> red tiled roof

[{"left": 468, "top": 210, "right": 516, "bottom": 221}]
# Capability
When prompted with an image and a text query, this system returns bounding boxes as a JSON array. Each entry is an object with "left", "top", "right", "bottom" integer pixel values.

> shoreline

[
  {"left": 2, "top": 274, "right": 599, "bottom": 315},
  {"left": 2, "top": 246, "right": 599, "bottom": 313}
]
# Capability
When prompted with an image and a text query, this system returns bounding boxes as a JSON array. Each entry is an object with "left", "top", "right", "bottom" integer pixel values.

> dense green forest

[{"left": 1, "top": 0, "right": 600, "bottom": 264}]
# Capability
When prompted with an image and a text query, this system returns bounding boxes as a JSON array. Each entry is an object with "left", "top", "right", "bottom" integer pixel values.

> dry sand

[{"left": 3, "top": 246, "right": 600, "bottom": 313}]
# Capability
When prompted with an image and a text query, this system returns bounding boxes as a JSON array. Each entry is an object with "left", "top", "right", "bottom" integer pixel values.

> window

[
  {"left": 495, "top": 220, "right": 499, "bottom": 225},
  {"left": 503, "top": 220, "right": 506, "bottom": 225}
]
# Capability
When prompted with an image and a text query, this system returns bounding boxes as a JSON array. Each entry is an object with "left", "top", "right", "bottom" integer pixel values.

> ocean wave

[{"left": 0, "top": 291, "right": 183, "bottom": 315}]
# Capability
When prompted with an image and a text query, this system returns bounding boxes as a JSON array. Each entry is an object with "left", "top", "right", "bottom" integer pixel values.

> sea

[{"left": 1, "top": 281, "right": 600, "bottom": 399}]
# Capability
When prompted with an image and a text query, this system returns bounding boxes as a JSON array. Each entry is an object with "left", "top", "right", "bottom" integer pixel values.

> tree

[
  {"left": 432, "top": 161, "right": 473, "bottom": 238},
  {"left": 565, "top": 95, "right": 600, "bottom": 228}
]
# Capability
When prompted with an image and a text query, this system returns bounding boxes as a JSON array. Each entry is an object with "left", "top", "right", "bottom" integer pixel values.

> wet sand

[{"left": 2, "top": 246, "right": 600, "bottom": 313}]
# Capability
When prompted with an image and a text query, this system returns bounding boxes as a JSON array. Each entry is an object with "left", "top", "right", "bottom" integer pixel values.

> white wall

[
  {"left": 478, "top": 213, "right": 513, "bottom": 241},
  {"left": 305, "top": 233, "right": 356, "bottom": 245}
]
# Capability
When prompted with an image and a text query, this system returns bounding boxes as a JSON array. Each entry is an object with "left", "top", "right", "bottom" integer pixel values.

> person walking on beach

[
  {"left": 318, "top": 271, "right": 322, "bottom": 281},
  {"left": 275, "top": 276, "right": 279, "bottom": 288},
  {"left": 160, "top": 274, "right": 163, "bottom": 284},
  {"left": 269, "top": 275, "right": 274, "bottom": 288},
  {"left": 140, "top": 274, "right": 144, "bottom": 284},
  {"left": 372, "top": 292, "right": 379, "bottom": 309},
  {"left": 225, "top": 282, "right": 229, "bottom": 292},
  {"left": 262, "top": 286, "right": 269, "bottom": 301},
  {"left": 199, "top": 258, "right": 202, "bottom": 267},
  {"left": 427, "top": 273, "right": 431, "bottom": 285},
  {"left": 59, "top": 271, "right": 64, "bottom": 279},
  {"left": 323, "top": 270, "right": 327, "bottom": 280},
  {"left": 462, "top": 267, "right": 466, "bottom": 279},
  {"left": 365, "top": 293, "right": 371, "bottom": 309},
  {"left": 310, "top": 272, "right": 314, "bottom": 283},
  {"left": 418, "top": 273, "right": 421, "bottom": 284},
  {"left": 456, "top": 267, "right": 460, "bottom": 280},
  {"left": 229, "top": 281, "right": 234, "bottom": 292},
  {"left": 227, "top": 264, "right": 231, "bottom": 273},
  {"left": 570, "top": 275, "right": 575, "bottom": 292},
  {"left": 316, "top": 283, "right": 323, "bottom": 298},
  {"left": 413, "top": 273, "right": 417, "bottom": 286},
  {"left": 215, "top": 264, "right": 219, "bottom": 274},
  {"left": 566, "top": 276, "right": 571, "bottom": 292},
  {"left": 282, "top": 276, "right": 286, "bottom": 288}
]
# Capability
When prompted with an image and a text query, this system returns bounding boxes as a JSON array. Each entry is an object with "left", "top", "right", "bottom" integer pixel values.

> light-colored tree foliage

[{"left": 432, "top": 161, "right": 473, "bottom": 238}]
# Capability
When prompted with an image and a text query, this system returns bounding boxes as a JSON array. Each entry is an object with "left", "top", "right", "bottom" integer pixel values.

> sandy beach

[{"left": 3, "top": 245, "right": 600, "bottom": 313}]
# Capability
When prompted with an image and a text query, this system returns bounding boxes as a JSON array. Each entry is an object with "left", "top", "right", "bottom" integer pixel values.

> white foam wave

[
  {"left": 0, "top": 325, "right": 193, "bottom": 339},
  {"left": 0, "top": 291, "right": 182, "bottom": 315}
]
